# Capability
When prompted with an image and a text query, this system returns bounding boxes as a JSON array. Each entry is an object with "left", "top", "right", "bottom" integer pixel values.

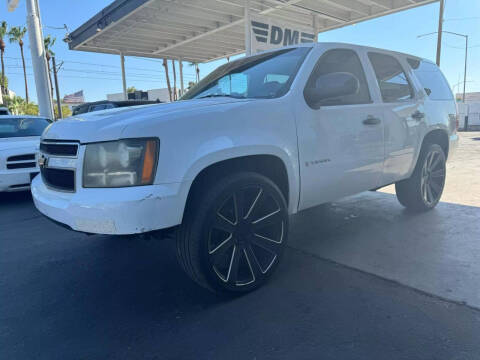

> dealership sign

[{"left": 249, "top": 15, "right": 316, "bottom": 54}]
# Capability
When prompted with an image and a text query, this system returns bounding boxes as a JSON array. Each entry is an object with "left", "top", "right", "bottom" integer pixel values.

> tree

[
  {"left": 187, "top": 81, "right": 196, "bottom": 91},
  {"left": 22, "top": 102, "right": 39, "bottom": 115},
  {"left": 43, "top": 35, "right": 56, "bottom": 98},
  {"left": 54, "top": 104, "right": 71, "bottom": 118},
  {"left": 189, "top": 62, "right": 200, "bottom": 83},
  {"left": 0, "top": 72, "right": 7, "bottom": 89},
  {"left": 8, "top": 26, "right": 28, "bottom": 103},
  {"left": 6, "top": 96, "right": 25, "bottom": 115},
  {"left": 127, "top": 86, "right": 137, "bottom": 93},
  {"left": 171, "top": 60, "right": 177, "bottom": 101},
  {"left": 162, "top": 58, "right": 172, "bottom": 102},
  {"left": 0, "top": 21, "right": 8, "bottom": 96}
]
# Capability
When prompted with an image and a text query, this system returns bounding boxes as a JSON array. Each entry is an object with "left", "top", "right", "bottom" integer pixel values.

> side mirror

[{"left": 304, "top": 72, "right": 360, "bottom": 108}]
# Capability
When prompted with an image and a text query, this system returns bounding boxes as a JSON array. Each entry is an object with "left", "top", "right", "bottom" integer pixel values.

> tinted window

[
  {"left": 407, "top": 58, "right": 453, "bottom": 100},
  {"left": 305, "top": 49, "right": 371, "bottom": 106},
  {"left": 0, "top": 117, "right": 51, "bottom": 138},
  {"left": 368, "top": 52, "right": 414, "bottom": 103},
  {"left": 183, "top": 47, "right": 311, "bottom": 100}
]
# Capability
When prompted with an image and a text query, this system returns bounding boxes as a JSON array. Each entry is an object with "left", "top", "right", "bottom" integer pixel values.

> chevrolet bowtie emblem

[{"left": 38, "top": 155, "right": 47, "bottom": 167}]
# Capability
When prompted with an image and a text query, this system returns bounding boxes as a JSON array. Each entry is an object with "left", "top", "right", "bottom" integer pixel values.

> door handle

[
  {"left": 411, "top": 111, "right": 425, "bottom": 120},
  {"left": 362, "top": 115, "right": 381, "bottom": 125}
]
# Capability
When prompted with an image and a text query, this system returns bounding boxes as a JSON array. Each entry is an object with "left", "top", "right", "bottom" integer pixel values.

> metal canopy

[{"left": 69, "top": 0, "right": 438, "bottom": 63}]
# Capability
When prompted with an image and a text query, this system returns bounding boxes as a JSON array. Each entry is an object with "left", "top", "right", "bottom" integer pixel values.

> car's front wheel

[
  {"left": 176, "top": 172, "right": 288, "bottom": 294},
  {"left": 395, "top": 143, "right": 446, "bottom": 211}
]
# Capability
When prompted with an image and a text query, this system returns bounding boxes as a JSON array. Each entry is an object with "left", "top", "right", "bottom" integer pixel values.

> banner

[{"left": 249, "top": 15, "right": 316, "bottom": 54}]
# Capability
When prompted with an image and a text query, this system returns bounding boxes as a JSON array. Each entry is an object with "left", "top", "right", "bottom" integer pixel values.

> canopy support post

[
  {"left": 179, "top": 59, "right": 184, "bottom": 96},
  {"left": 244, "top": 0, "right": 251, "bottom": 56},
  {"left": 120, "top": 53, "right": 127, "bottom": 100}
]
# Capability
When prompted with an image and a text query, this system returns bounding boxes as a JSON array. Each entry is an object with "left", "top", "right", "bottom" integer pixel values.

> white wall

[{"left": 107, "top": 88, "right": 174, "bottom": 102}]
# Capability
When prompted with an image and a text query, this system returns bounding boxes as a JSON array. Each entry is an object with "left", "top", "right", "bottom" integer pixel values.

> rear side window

[
  {"left": 368, "top": 52, "right": 414, "bottom": 103},
  {"left": 305, "top": 48, "right": 371, "bottom": 106},
  {"left": 407, "top": 58, "right": 453, "bottom": 100}
]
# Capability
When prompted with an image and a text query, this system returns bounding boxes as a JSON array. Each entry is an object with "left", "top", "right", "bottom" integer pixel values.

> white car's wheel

[
  {"left": 176, "top": 172, "right": 288, "bottom": 294},
  {"left": 395, "top": 143, "right": 446, "bottom": 211}
]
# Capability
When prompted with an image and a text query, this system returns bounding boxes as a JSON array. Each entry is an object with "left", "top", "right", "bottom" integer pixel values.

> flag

[{"left": 63, "top": 90, "right": 85, "bottom": 104}]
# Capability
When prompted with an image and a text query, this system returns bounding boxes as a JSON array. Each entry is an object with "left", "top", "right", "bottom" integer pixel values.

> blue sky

[{"left": 1, "top": 0, "right": 479, "bottom": 102}]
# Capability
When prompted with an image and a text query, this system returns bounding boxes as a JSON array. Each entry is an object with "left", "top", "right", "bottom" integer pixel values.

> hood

[
  {"left": 0, "top": 136, "right": 40, "bottom": 152},
  {"left": 43, "top": 98, "right": 252, "bottom": 143}
]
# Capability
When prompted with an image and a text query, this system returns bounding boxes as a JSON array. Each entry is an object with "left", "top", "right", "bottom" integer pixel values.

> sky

[{"left": 0, "top": 0, "right": 479, "bottom": 103}]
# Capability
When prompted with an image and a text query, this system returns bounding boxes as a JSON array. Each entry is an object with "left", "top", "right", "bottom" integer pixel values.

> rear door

[
  {"left": 296, "top": 47, "right": 385, "bottom": 210},
  {"left": 366, "top": 52, "right": 424, "bottom": 185}
]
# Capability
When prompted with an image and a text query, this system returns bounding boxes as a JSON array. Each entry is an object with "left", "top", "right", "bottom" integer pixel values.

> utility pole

[
  {"left": 26, "top": 0, "right": 54, "bottom": 119},
  {"left": 463, "top": 35, "right": 468, "bottom": 103},
  {"left": 52, "top": 56, "right": 62, "bottom": 119},
  {"left": 436, "top": 0, "right": 444, "bottom": 66}
]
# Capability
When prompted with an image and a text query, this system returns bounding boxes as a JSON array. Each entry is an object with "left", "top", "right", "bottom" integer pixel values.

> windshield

[
  {"left": 0, "top": 117, "right": 51, "bottom": 138},
  {"left": 182, "top": 47, "right": 311, "bottom": 100}
]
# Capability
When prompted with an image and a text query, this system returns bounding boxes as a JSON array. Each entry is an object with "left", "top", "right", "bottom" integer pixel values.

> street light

[{"left": 418, "top": 31, "right": 469, "bottom": 103}]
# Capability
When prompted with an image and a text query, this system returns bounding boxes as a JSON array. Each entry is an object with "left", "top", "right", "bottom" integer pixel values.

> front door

[{"left": 296, "top": 48, "right": 384, "bottom": 210}]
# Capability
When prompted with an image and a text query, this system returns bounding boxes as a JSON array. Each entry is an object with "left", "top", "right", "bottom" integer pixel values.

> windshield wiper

[{"left": 197, "top": 94, "right": 245, "bottom": 99}]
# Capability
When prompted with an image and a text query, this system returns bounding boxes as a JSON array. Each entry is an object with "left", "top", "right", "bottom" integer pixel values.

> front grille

[
  {"left": 7, "top": 162, "right": 37, "bottom": 169},
  {"left": 8, "top": 154, "right": 35, "bottom": 161},
  {"left": 40, "top": 167, "right": 75, "bottom": 192},
  {"left": 40, "top": 140, "right": 78, "bottom": 157},
  {"left": 6, "top": 153, "right": 36, "bottom": 169}
]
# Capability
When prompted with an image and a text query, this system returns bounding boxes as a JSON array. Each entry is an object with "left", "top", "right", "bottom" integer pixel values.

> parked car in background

[
  {"left": 0, "top": 107, "right": 10, "bottom": 115},
  {"left": 72, "top": 100, "right": 161, "bottom": 116},
  {"left": 1, "top": 116, "right": 52, "bottom": 192},
  {"left": 32, "top": 43, "right": 457, "bottom": 294}
]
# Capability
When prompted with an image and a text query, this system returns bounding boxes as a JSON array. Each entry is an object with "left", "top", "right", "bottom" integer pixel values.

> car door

[
  {"left": 296, "top": 47, "right": 385, "bottom": 210},
  {"left": 366, "top": 52, "right": 424, "bottom": 185}
]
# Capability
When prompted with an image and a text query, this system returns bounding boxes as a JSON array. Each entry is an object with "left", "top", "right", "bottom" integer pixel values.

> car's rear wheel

[
  {"left": 395, "top": 143, "right": 446, "bottom": 211},
  {"left": 176, "top": 172, "right": 288, "bottom": 294}
]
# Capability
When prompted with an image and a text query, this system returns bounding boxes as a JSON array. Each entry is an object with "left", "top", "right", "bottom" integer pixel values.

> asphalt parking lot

[{"left": 1, "top": 132, "right": 480, "bottom": 360}]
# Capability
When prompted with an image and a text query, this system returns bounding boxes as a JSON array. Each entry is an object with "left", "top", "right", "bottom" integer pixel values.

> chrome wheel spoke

[
  {"left": 233, "top": 192, "right": 243, "bottom": 223},
  {"left": 252, "top": 208, "right": 282, "bottom": 230},
  {"left": 244, "top": 188, "right": 263, "bottom": 220},
  {"left": 429, "top": 178, "right": 442, "bottom": 194},
  {"left": 251, "top": 233, "right": 282, "bottom": 253},
  {"left": 214, "top": 212, "right": 236, "bottom": 233},
  {"left": 209, "top": 234, "right": 234, "bottom": 255},
  {"left": 426, "top": 183, "right": 434, "bottom": 203},
  {"left": 431, "top": 168, "right": 445, "bottom": 179},
  {"left": 226, "top": 246, "right": 241, "bottom": 284},
  {"left": 246, "top": 243, "right": 271, "bottom": 275}
]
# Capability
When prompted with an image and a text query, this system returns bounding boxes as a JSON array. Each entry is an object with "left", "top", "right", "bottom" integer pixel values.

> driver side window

[{"left": 305, "top": 48, "right": 371, "bottom": 107}]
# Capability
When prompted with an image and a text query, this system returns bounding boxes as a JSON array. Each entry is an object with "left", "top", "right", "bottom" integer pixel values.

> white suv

[{"left": 32, "top": 43, "right": 458, "bottom": 294}]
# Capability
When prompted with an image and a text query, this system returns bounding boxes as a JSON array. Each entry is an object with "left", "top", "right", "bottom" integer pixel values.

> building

[
  {"left": 107, "top": 88, "right": 176, "bottom": 103},
  {"left": 456, "top": 92, "right": 480, "bottom": 130}
]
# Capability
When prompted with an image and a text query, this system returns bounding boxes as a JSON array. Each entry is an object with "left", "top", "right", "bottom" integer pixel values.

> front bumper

[
  {"left": 31, "top": 176, "right": 190, "bottom": 235},
  {"left": 0, "top": 169, "right": 39, "bottom": 192}
]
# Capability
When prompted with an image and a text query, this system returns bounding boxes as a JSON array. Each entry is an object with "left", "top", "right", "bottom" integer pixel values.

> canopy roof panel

[{"left": 69, "top": 0, "right": 438, "bottom": 63}]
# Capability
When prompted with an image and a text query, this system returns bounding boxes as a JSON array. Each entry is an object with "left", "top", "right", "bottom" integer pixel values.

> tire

[
  {"left": 176, "top": 172, "right": 288, "bottom": 294},
  {"left": 395, "top": 143, "right": 446, "bottom": 212}
]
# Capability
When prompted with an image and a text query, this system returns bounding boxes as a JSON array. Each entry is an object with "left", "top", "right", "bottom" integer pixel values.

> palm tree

[
  {"left": 189, "top": 62, "right": 200, "bottom": 83},
  {"left": 8, "top": 26, "right": 29, "bottom": 103},
  {"left": 43, "top": 35, "right": 56, "bottom": 98},
  {"left": 171, "top": 60, "right": 177, "bottom": 101},
  {"left": 162, "top": 58, "right": 172, "bottom": 102},
  {"left": 7, "top": 96, "right": 25, "bottom": 115},
  {"left": 0, "top": 21, "right": 8, "bottom": 96}
]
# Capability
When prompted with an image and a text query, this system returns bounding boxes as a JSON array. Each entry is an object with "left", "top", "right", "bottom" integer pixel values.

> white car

[
  {"left": 32, "top": 43, "right": 458, "bottom": 294},
  {"left": 0, "top": 116, "right": 51, "bottom": 192}
]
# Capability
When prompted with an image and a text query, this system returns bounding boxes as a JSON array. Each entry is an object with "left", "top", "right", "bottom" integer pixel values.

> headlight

[{"left": 83, "top": 138, "right": 158, "bottom": 188}]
